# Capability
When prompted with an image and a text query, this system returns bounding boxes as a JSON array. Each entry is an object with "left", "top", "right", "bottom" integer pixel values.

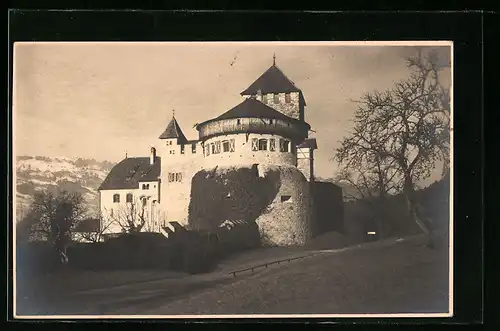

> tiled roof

[
  {"left": 214, "top": 97, "right": 296, "bottom": 122},
  {"left": 298, "top": 138, "right": 318, "bottom": 150},
  {"left": 159, "top": 116, "right": 187, "bottom": 142},
  {"left": 98, "top": 157, "right": 161, "bottom": 191},
  {"left": 240, "top": 64, "right": 302, "bottom": 95}
]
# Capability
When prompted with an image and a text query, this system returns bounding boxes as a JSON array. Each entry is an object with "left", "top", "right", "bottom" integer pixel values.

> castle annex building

[{"left": 98, "top": 58, "right": 343, "bottom": 246}]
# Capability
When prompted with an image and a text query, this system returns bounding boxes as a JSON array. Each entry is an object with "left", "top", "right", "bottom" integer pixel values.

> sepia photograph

[{"left": 12, "top": 41, "right": 452, "bottom": 318}]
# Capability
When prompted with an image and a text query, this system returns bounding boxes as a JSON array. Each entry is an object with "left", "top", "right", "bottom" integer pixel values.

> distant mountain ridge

[{"left": 15, "top": 156, "right": 116, "bottom": 221}]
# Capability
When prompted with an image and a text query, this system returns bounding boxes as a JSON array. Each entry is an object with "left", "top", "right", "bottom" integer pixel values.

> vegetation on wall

[{"left": 188, "top": 164, "right": 281, "bottom": 231}]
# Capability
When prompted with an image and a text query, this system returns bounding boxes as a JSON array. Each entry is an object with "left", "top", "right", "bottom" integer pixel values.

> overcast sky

[{"left": 13, "top": 42, "right": 451, "bottom": 185}]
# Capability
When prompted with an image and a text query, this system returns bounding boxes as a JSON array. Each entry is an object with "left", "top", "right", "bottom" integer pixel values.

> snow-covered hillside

[{"left": 15, "top": 156, "right": 116, "bottom": 221}]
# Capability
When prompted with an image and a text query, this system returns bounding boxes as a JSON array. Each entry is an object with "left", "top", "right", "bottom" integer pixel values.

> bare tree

[
  {"left": 335, "top": 49, "right": 450, "bottom": 248},
  {"left": 74, "top": 214, "right": 114, "bottom": 243},
  {"left": 20, "top": 190, "right": 88, "bottom": 263},
  {"left": 334, "top": 156, "right": 401, "bottom": 238},
  {"left": 104, "top": 198, "right": 150, "bottom": 234}
]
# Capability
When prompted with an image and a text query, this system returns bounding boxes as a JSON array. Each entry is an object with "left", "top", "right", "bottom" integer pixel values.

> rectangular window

[
  {"left": 237, "top": 119, "right": 241, "bottom": 125},
  {"left": 192, "top": 143, "right": 197, "bottom": 154},
  {"left": 113, "top": 194, "right": 120, "bottom": 203},
  {"left": 262, "top": 94, "right": 268, "bottom": 104},
  {"left": 269, "top": 119, "right": 274, "bottom": 125},
  {"left": 269, "top": 138, "right": 276, "bottom": 151},
  {"left": 175, "top": 173, "right": 182, "bottom": 182},
  {"left": 205, "top": 144, "right": 210, "bottom": 156},
  {"left": 211, "top": 143, "right": 215, "bottom": 154},
  {"left": 279, "top": 139, "right": 285, "bottom": 152},
  {"left": 222, "top": 140, "right": 230, "bottom": 153},
  {"left": 258, "top": 139, "right": 268, "bottom": 151},
  {"left": 168, "top": 173, "right": 175, "bottom": 182},
  {"left": 284, "top": 140, "right": 290, "bottom": 152},
  {"left": 274, "top": 93, "right": 279, "bottom": 103},
  {"left": 180, "top": 144, "right": 185, "bottom": 154},
  {"left": 251, "top": 138, "right": 258, "bottom": 151},
  {"left": 285, "top": 93, "right": 291, "bottom": 103},
  {"left": 229, "top": 139, "right": 235, "bottom": 152}
]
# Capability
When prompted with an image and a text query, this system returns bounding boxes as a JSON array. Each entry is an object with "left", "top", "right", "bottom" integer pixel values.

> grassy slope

[
  {"left": 16, "top": 233, "right": 449, "bottom": 316},
  {"left": 138, "top": 237, "right": 450, "bottom": 315}
]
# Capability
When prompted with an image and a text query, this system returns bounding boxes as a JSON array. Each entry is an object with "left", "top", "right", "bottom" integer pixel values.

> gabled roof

[
  {"left": 241, "top": 64, "right": 302, "bottom": 95},
  {"left": 98, "top": 157, "right": 161, "bottom": 191},
  {"left": 214, "top": 97, "right": 296, "bottom": 122},
  {"left": 159, "top": 116, "right": 187, "bottom": 142}
]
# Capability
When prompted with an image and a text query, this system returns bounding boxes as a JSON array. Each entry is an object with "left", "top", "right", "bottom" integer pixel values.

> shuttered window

[
  {"left": 269, "top": 138, "right": 276, "bottom": 151},
  {"left": 251, "top": 138, "right": 258, "bottom": 151},
  {"left": 258, "top": 139, "right": 268, "bottom": 151}
]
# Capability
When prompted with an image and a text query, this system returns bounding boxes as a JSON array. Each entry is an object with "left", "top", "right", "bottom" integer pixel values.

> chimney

[{"left": 150, "top": 147, "right": 156, "bottom": 165}]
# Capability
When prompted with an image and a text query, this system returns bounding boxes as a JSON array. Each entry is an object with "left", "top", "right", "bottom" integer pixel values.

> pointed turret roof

[
  {"left": 240, "top": 64, "right": 302, "bottom": 95},
  {"left": 159, "top": 114, "right": 187, "bottom": 142}
]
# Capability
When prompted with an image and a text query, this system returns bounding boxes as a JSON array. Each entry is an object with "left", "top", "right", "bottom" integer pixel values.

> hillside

[{"left": 15, "top": 156, "right": 116, "bottom": 221}]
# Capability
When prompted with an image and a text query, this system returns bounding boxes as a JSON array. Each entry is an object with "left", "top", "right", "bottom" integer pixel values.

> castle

[{"left": 98, "top": 56, "right": 343, "bottom": 246}]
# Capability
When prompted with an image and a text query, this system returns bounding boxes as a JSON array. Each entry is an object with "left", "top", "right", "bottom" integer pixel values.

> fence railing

[{"left": 228, "top": 252, "right": 320, "bottom": 278}]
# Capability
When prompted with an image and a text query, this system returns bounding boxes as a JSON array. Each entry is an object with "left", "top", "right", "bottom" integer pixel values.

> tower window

[
  {"left": 274, "top": 93, "right": 279, "bottom": 103},
  {"left": 180, "top": 144, "right": 185, "bottom": 154},
  {"left": 126, "top": 193, "right": 133, "bottom": 203},
  {"left": 168, "top": 172, "right": 182, "bottom": 182},
  {"left": 262, "top": 94, "right": 268, "bottom": 104},
  {"left": 285, "top": 93, "right": 291, "bottom": 103},
  {"left": 279, "top": 139, "right": 291, "bottom": 152},
  {"left": 258, "top": 139, "right": 268, "bottom": 151},
  {"left": 222, "top": 140, "right": 230, "bottom": 153},
  {"left": 281, "top": 195, "right": 292, "bottom": 203},
  {"left": 269, "top": 138, "right": 276, "bottom": 151},
  {"left": 192, "top": 143, "right": 197, "bottom": 154},
  {"left": 251, "top": 138, "right": 258, "bottom": 151},
  {"left": 113, "top": 194, "right": 120, "bottom": 203},
  {"left": 175, "top": 173, "right": 182, "bottom": 182}
]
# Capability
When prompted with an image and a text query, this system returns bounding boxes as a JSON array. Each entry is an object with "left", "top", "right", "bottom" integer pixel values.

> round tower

[{"left": 196, "top": 97, "right": 310, "bottom": 169}]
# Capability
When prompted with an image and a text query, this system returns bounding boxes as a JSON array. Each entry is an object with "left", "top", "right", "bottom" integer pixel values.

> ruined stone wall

[
  {"left": 255, "top": 165, "right": 312, "bottom": 246},
  {"left": 188, "top": 164, "right": 312, "bottom": 246},
  {"left": 247, "top": 92, "right": 302, "bottom": 120}
]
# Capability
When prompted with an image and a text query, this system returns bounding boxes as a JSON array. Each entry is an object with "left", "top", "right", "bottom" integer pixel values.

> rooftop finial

[
  {"left": 172, "top": 109, "right": 175, "bottom": 118},
  {"left": 125, "top": 150, "right": 128, "bottom": 159},
  {"left": 273, "top": 53, "right": 276, "bottom": 66}
]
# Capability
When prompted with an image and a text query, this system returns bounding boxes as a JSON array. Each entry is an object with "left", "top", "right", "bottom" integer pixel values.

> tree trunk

[{"left": 403, "top": 175, "right": 436, "bottom": 249}]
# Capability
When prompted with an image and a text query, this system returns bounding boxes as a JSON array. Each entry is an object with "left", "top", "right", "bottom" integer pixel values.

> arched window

[
  {"left": 113, "top": 194, "right": 120, "bottom": 203},
  {"left": 142, "top": 197, "right": 147, "bottom": 207},
  {"left": 126, "top": 193, "right": 133, "bottom": 203}
]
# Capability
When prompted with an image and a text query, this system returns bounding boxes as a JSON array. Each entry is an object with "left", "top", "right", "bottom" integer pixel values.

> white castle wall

[
  {"left": 99, "top": 185, "right": 160, "bottom": 234},
  {"left": 158, "top": 139, "right": 204, "bottom": 226},
  {"left": 202, "top": 133, "right": 296, "bottom": 169}
]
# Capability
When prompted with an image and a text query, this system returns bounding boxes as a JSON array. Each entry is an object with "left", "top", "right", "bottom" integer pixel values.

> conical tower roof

[
  {"left": 159, "top": 114, "right": 187, "bottom": 143},
  {"left": 240, "top": 63, "right": 301, "bottom": 96}
]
